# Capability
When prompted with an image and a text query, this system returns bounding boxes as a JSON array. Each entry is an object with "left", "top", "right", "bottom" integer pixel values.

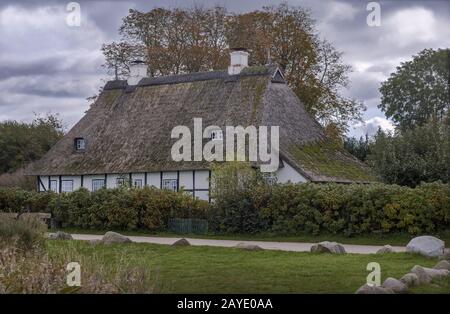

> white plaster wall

[
  {"left": 195, "top": 170, "right": 209, "bottom": 189},
  {"left": 195, "top": 190, "right": 209, "bottom": 201},
  {"left": 179, "top": 171, "right": 193, "bottom": 190},
  {"left": 131, "top": 173, "right": 145, "bottom": 187},
  {"left": 147, "top": 172, "right": 160, "bottom": 187},
  {"left": 162, "top": 172, "right": 177, "bottom": 180},
  {"left": 276, "top": 161, "right": 308, "bottom": 183}
]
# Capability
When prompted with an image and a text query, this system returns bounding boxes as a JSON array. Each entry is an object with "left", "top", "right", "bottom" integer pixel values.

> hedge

[
  {"left": 0, "top": 187, "right": 208, "bottom": 231},
  {"left": 0, "top": 182, "right": 449, "bottom": 235}
]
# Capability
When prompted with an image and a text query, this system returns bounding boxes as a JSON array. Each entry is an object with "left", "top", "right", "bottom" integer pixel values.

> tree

[
  {"left": 0, "top": 114, "right": 64, "bottom": 174},
  {"left": 379, "top": 48, "right": 450, "bottom": 130},
  {"left": 344, "top": 134, "right": 371, "bottom": 162},
  {"left": 367, "top": 121, "right": 450, "bottom": 187},
  {"left": 102, "top": 4, "right": 364, "bottom": 134}
]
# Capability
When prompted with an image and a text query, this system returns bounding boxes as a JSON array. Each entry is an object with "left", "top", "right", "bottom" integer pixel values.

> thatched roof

[{"left": 27, "top": 65, "right": 376, "bottom": 183}]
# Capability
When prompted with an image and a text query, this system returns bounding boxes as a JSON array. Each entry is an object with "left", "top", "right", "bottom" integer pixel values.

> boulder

[
  {"left": 235, "top": 243, "right": 263, "bottom": 251},
  {"left": 406, "top": 236, "right": 445, "bottom": 258},
  {"left": 102, "top": 231, "right": 131, "bottom": 245},
  {"left": 355, "top": 284, "right": 393, "bottom": 294},
  {"left": 376, "top": 245, "right": 394, "bottom": 254},
  {"left": 382, "top": 277, "right": 407, "bottom": 294},
  {"left": 310, "top": 241, "right": 346, "bottom": 254},
  {"left": 433, "top": 260, "right": 450, "bottom": 271},
  {"left": 410, "top": 265, "right": 449, "bottom": 284},
  {"left": 48, "top": 231, "right": 73, "bottom": 240},
  {"left": 399, "top": 273, "right": 420, "bottom": 288},
  {"left": 172, "top": 238, "right": 190, "bottom": 246}
]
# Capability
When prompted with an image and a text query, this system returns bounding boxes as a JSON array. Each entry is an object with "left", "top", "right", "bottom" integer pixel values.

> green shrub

[
  {"left": 0, "top": 217, "right": 47, "bottom": 250},
  {"left": 209, "top": 162, "right": 271, "bottom": 233}
]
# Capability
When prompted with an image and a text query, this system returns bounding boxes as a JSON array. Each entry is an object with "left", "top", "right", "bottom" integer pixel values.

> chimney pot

[
  {"left": 127, "top": 60, "right": 147, "bottom": 85},
  {"left": 228, "top": 49, "right": 249, "bottom": 75}
]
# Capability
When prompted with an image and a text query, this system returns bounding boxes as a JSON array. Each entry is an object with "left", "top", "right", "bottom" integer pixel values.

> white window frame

[
  {"left": 116, "top": 177, "right": 125, "bottom": 187},
  {"left": 162, "top": 179, "right": 178, "bottom": 192},
  {"left": 61, "top": 180, "right": 74, "bottom": 192},
  {"left": 92, "top": 179, "right": 105, "bottom": 192},
  {"left": 134, "top": 179, "right": 143, "bottom": 188},
  {"left": 75, "top": 138, "right": 86, "bottom": 151},
  {"left": 50, "top": 180, "right": 58, "bottom": 193}
]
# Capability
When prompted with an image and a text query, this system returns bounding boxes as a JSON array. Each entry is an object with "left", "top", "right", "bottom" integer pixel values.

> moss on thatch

[{"left": 289, "top": 141, "right": 378, "bottom": 182}]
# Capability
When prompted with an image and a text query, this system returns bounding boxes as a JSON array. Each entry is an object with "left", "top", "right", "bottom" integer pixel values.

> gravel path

[{"left": 70, "top": 233, "right": 406, "bottom": 254}]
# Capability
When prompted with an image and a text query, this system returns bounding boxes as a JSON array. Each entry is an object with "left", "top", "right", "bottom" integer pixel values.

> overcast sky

[{"left": 0, "top": 0, "right": 449, "bottom": 137}]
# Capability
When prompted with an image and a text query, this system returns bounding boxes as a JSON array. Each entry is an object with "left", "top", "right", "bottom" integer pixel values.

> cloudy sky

[{"left": 0, "top": 0, "right": 449, "bottom": 137}]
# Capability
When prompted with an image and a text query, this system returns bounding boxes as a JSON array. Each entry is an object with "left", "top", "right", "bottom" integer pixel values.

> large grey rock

[
  {"left": 433, "top": 260, "right": 450, "bottom": 271},
  {"left": 410, "top": 265, "right": 449, "bottom": 284},
  {"left": 235, "top": 243, "right": 263, "bottom": 251},
  {"left": 400, "top": 273, "right": 420, "bottom": 288},
  {"left": 102, "top": 231, "right": 131, "bottom": 245},
  {"left": 376, "top": 245, "right": 394, "bottom": 254},
  {"left": 310, "top": 241, "right": 346, "bottom": 254},
  {"left": 172, "top": 238, "right": 190, "bottom": 246},
  {"left": 406, "top": 236, "right": 445, "bottom": 257},
  {"left": 382, "top": 277, "right": 407, "bottom": 294},
  {"left": 355, "top": 284, "right": 393, "bottom": 294},
  {"left": 48, "top": 231, "right": 73, "bottom": 240}
]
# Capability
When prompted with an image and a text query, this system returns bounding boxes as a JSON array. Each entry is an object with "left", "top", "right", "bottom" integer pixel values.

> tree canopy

[
  {"left": 379, "top": 48, "right": 449, "bottom": 130},
  {"left": 0, "top": 114, "right": 64, "bottom": 174},
  {"left": 102, "top": 4, "right": 365, "bottom": 133}
]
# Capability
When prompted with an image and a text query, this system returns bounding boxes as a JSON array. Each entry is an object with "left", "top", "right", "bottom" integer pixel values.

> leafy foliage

[
  {"left": 0, "top": 114, "right": 64, "bottom": 176},
  {"left": 344, "top": 135, "right": 372, "bottom": 162},
  {"left": 379, "top": 48, "right": 449, "bottom": 130},
  {"left": 367, "top": 121, "right": 450, "bottom": 187}
]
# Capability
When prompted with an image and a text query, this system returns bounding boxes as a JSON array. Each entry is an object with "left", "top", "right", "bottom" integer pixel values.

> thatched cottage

[{"left": 27, "top": 50, "right": 375, "bottom": 200}]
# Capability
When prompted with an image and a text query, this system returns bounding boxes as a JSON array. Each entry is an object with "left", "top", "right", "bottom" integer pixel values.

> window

[
  {"left": 92, "top": 179, "right": 105, "bottom": 191},
  {"left": 75, "top": 138, "right": 86, "bottom": 151},
  {"left": 210, "top": 129, "right": 223, "bottom": 141},
  {"left": 50, "top": 180, "right": 57, "bottom": 192},
  {"left": 61, "top": 180, "right": 74, "bottom": 192},
  {"left": 134, "top": 179, "right": 142, "bottom": 189},
  {"left": 162, "top": 179, "right": 177, "bottom": 192},
  {"left": 116, "top": 178, "right": 125, "bottom": 187}
]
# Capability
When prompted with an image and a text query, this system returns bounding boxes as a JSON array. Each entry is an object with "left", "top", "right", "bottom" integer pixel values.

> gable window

[
  {"left": 92, "top": 179, "right": 105, "bottom": 191},
  {"left": 50, "top": 180, "right": 58, "bottom": 192},
  {"left": 134, "top": 179, "right": 143, "bottom": 189},
  {"left": 61, "top": 180, "right": 74, "bottom": 192},
  {"left": 210, "top": 129, "right": 223, "bottom": 141},
  {"left": 75, "top": 138, "right": 86, "bottom": 151},
  {"left": 162, "top": 179, "right": 177, "bottom": 192}
]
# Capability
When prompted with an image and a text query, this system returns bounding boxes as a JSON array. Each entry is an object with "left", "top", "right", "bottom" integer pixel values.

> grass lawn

[
  {"left": 45, "top": 240, "right": 448, "bottom": 293},
  {"left": 53, "top": 227, "right": 450, "bottom": 247}
]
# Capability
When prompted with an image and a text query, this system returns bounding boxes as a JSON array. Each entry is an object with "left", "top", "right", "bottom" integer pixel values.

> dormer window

[
  {"left": 75, "top": 138, "right": 86, "bottom": 151},
  {"left": 210, "top": 129, "right": 223, "bottom": 141}
]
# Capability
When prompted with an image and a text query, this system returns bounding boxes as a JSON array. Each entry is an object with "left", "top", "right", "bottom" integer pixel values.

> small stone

[
  {"left": 410, "top": 265, "right": 449, "bottom": 284},
  {"left": 355, "top": 284, "right": 394, "bottom": 294},
  {"left": 376, "top": 245, "right": 394, "bottom": 254},
  {"left": 310, "top": 241, "right": 346, "bottom": 254},
  {"left": 172, "top": 238, "right": 190, "bottom": 246},
  {"left": 48, "top": 231, "right": 73, "bottom": 240},
  {"left": 102, "top": 231, "right": 131, "bottom": 245},
  {"left": 382, "top": 277, "right": 408, "bottom": 294},
  {"left": 235, "top": 243, "right": 263, "bottom": 251},
  {"left": 400, "top": 273, "right": 420, "bottom": 288},
  {"left": 438, "top": 249, "right": 450, "bottom": 261}
]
